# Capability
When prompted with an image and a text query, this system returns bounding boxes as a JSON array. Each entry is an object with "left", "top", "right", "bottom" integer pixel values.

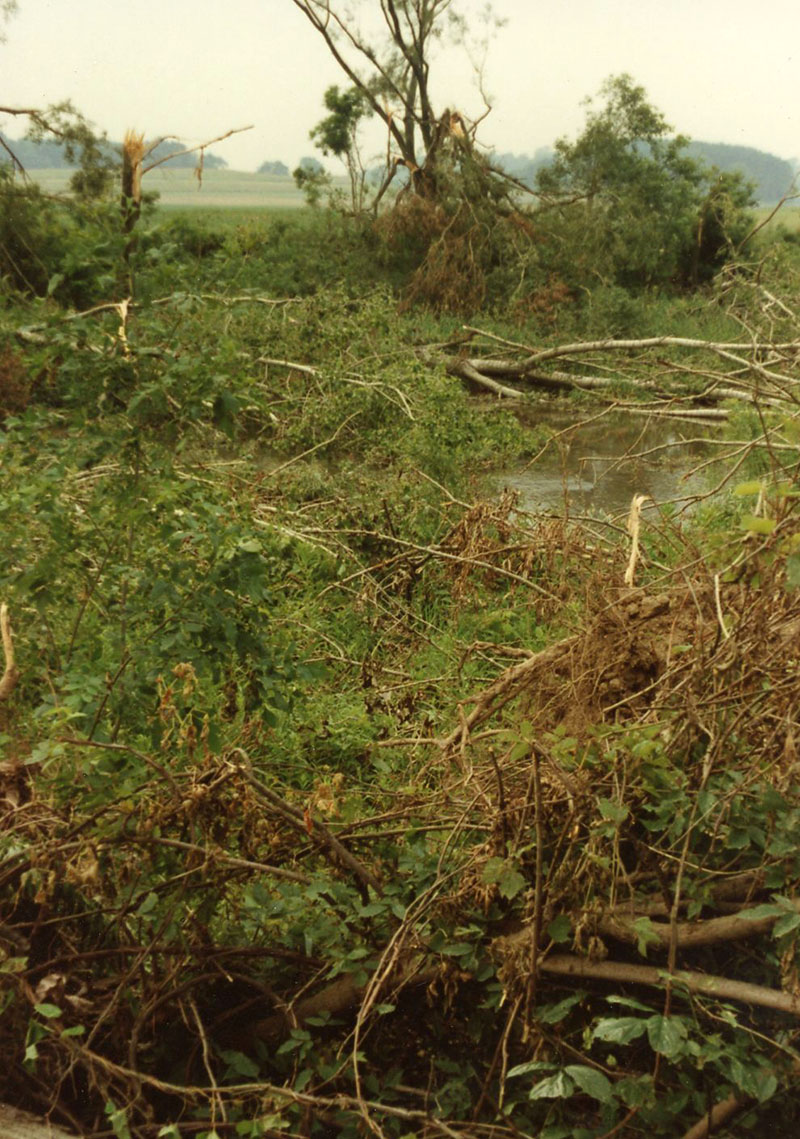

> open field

[
  {"left": 23, "top": 168, "right": 800, "bottom": 233},
  {"left": 26, "top": 166, "right": 314, "bottom": 208}
]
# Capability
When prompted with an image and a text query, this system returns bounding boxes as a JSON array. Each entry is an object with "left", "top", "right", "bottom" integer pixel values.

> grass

[
  {"left": 753, "top": 201, "right": 800, "bottom": 234},
  {"left": 27, "top": 167, "right": 315, "bottom": 209}
]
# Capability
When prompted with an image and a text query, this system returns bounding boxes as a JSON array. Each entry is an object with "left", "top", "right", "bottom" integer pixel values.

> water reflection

[{"left": 500, "top": 404, "right": 716, "bottom": 516}]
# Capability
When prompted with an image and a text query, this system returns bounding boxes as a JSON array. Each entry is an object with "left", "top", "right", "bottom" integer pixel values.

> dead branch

[
  {"left": 597, "top": 901, "right": 800, "bottom": 949},
  {"left": 679, "top": 1093, "right": 750, "bottom": 1139},
  {"left": 438, "top": 635, "right": 577, "bottom": 758},
  {"left": 528, "top": 954, "right": 800, "bottom": 1017},
  {"left": 141, "top": 125, "right": 254, "bottom": 176},
  {"left": 447, "top": 357, "right": 525, "bottom": 400},
  {"left": 230, "top": 749, "right": 383, "bottom": 899}
]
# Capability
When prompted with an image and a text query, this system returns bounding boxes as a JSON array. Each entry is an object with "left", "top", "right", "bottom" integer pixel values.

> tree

[
  {"left": 258, "top": 159, "right": 290, "bottom": 175},
  {"left": 288, "top": 0, "right": 498, "bottom": 203},
  {"left": 535, "top": 74, "right": 754, "bottom": 289},
  {"left": 292, "top": 155, "right": 331, "bottom": 206},
  {"left": 310, "top": 84, "right": 373, "bottom": 213}
]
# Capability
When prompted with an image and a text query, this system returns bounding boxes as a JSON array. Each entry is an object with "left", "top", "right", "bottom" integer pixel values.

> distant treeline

[
  {"left": 0, "top": 134, "right": 227, "bottom": 171},
  {"left": 494, "top": 142, "right": 796, "bottom": 204}
]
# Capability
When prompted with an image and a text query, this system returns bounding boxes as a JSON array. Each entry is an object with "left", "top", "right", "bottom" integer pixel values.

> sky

[{"left": 1, "top": 0, "right": 799, "bottom": 173}]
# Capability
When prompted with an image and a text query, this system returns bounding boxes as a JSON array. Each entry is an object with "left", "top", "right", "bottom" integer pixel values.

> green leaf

[
  {"left": 773, "top": 911, "right": 800, "bottom": 938},
  {"left": 632, "top": 916, "right": 662, "bottom": 957},
  {"left": 734, "top": 480, "right": 764, "bottom": 496},
  {"left": 507, "top": 1060, "right": 555, "bottom": 1079},
  {"left": 741, "top": 514, "right": 775, "bottom": 535},
  {"left": 440, "top": 942, "right": 473, "bottom": 957},
  {"left": 498, "top": 866, "right": 527, "bottom": 900},
  {"left": 537, "top": 991, "right": 585, "bottom": 1024},
  {"left": 136, "top": 891, "right": 159, "bottom": 916},
  {"left": 34, "top": 1002, "right": 62, "bottom": 1019},
  {"left": 598, "top": 798, "right": 628, "bottom": 824},
  {"left": 565, "top": 1064, "right": 614, "bottom": 1103},
  {"left": 592, "top": 1016, "right": 648, "bottom": 1045},
  {"left": 646, "top": 1014, "right": 687, "bottom": 1058},
  {"left": 740, "top": 903, "right": 784, "bottom": 921},
  {"left": 60, "top": 1024, "right": 86, "bottom": 1038},
  {"left": 605, "top": 994, "right": 654, "bottom": 1013},
  {"left": 529, "top": 1072, "right": 574, "bottom": 1100},
  {"left": 547, "top": 914, "right": 572, "bottom": 943},
  {"left": 221, "top": 1049, "right": 260, "bottom": 1078}
]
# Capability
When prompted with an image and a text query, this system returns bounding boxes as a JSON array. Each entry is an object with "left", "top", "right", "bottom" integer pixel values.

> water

[{"left": 498, "top": 403, "right": 716, "bottom": 517}]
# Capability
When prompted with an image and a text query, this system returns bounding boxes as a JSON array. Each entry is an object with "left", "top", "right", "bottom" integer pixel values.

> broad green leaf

[
  {"left": 137, "top": 892, "right": 159, "bottom": 916},
  {"left": 497, "top": 865, "right": 527, "bottom": 900},
  {"left": 547, "top": 914, "right": 573, "bottom": 943},
  {"left": 529, "top": 1072, "right": 574, "bottom": 1100},
  {"left": 537, "top": 991, "right": 585, "bottom": 1024},
  {"left": 740, "top": 903, "right": 784, "bottom": 921},
  {"left": 507, "top": 1060, "right": 555, "bottom": 1079},
  {"left": 772, "top": 911, "right": 800, "bottom": 938},
  {"left": 592, "top": 1016, "right": 648, "bottom": 1045},
  {"left": 733, "top": 481, "right": 764, "bottom": 496},
  {"left": 598, "top": 799, "right": 628, "bottom": 824},
  {"left": 565, "top": 1064, "right": 615, "bottom": 1103},
  {"left": 221, "top": 1049, "right": 260, "bottom": 1078},
  {"left": 632, "top": 917, "right": 662, "bottom": 957},
  {"left": 646, "top": 1015, "right": 687, "bottom": 1058},
  {"left": 34, "top": 1003, "right": 62, "bottom": 1019}
]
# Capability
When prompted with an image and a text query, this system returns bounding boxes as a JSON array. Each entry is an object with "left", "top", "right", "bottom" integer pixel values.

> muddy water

[{"left": 498, "top": 403, "right": 716, "bottom": 517}]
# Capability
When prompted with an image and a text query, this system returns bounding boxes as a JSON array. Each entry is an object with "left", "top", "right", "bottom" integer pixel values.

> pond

[{"left": 498, "top": 402, "right": 718, "bottom": 517}]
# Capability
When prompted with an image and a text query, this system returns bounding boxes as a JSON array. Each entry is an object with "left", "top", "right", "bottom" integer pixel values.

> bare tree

[{"left": 289, "top": 0, "right": 488, "bottom": 201}]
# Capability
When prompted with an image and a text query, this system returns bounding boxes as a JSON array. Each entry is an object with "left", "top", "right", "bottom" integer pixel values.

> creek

[{"left": 498, "top": 402, "right": 718, "bottom": 517}]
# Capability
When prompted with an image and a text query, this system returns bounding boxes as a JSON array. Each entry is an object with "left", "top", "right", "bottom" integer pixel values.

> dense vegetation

[{"left": 2, "top": 71, "right": 800, "bottom": 1139}]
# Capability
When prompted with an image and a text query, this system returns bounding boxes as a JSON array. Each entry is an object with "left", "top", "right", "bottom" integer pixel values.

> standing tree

[
  {"left": 535, "top": 74, "right": 755, "bottom": 289},
  {"left": 288, "top": 0, "right": 498, "bottom": 203},
  {"left": 309, "top": 83, "right": 373, "bottom": 213},
  {"left": 289, "top": 0, "right": 532, "bottom": 311}
]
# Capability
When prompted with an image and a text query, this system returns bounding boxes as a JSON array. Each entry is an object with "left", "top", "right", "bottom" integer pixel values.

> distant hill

[
  {"left": 0, "top": 134, "right": 227, "bottom": 171},
  {"left": 491, "top": 147, "right": 554, "bottom": 187},
  {"left": 685, "top": 142, "right": 795, "bottom": 203},
  {"left": 492, "top": 142, "right": 794, "bottom": 204}
]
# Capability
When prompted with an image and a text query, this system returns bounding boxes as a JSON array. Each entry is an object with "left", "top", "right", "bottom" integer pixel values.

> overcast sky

[{"left": 1, "top": 0, "right": 798, "bottom": 172}]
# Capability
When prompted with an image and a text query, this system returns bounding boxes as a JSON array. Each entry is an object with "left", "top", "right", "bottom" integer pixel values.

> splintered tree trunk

[
  {"left": 120, "top": 130, "right": 145, "bottom": 293},
  {"left": 121, "top": 129, "right": 144, "bottom": 233}
]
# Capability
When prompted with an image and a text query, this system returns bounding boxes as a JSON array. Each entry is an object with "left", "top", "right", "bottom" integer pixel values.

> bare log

[
  {"left": 532, "top": 954, "right": 800, "bottom": 1017},
  {"left": 447, "top": 358, "right": 525, "bottom": 400},
  {"left": 680, "top": 1093, "right": 750, "bottom": 1139},
  {"left": 598, "top": 901, "right": 800, "bottom": 949}
]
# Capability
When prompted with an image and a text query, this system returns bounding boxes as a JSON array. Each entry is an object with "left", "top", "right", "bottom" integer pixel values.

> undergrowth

[{"left": 1, "top": 190, "right": 800, "bottom": 1138}]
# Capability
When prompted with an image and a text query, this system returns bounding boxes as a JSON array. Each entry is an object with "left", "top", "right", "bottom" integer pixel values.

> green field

[
  {"left": 25, "top": 168, "right": 800, "bottom": 235},
  {"left": 27, "top": 166, "right": 314, "bottom": 209}
]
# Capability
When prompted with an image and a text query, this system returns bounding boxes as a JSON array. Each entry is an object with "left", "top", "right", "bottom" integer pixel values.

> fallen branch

[
  {"left": 597, "top": 900, "right": 798, "bottom": 949},
  {"left": 679, "top": 1092, "right": 750, "bottom": 1139},
  {"left": 447, "top": 358, "right": 525, "bottom": 400},
  {"left": 531, "top": 954, "right": 800, "bottom": 1017},
  {"left": 230, "top": 749, "right": 383, "bottom": 899}
]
